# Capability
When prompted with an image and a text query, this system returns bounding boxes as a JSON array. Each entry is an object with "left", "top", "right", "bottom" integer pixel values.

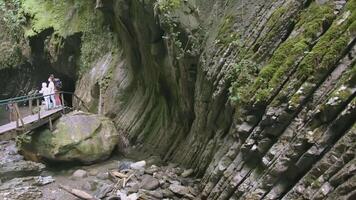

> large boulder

[{"left": 18, "top": 111, "right": 121, "bottom": 164}]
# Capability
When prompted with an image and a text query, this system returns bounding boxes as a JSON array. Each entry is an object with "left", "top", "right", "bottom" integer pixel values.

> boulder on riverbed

[
  {"left": 17, "top": 111, "right": 122, "bottom": 164},
  {"left": 0, "top": 141, "right": 45, "bottom": 181}
]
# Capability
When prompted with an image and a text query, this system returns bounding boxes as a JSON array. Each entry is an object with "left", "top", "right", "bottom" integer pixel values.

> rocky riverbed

[{"left": 0, "top": 140, "right": 200, "bottom": 200}]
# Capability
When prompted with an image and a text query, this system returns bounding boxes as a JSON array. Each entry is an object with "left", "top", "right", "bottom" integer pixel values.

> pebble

[
  {"left": 127, "top": 183, "right": 139, "bottom": 194},
  {"left": 72, "top": 169, "right": 88, "bottom": 178},
  {"left": 130, "top": 160, "right": 146, "bottom": 170},
  {"left": 141, "top": 189, "right": 164, "bottom": 198},
  {"left": 169, "top": 184, "right": 195, "bottom": 199},
  {"left": 162, "top": 189, "right": 175, "bottom": 198},
  {"left": 94, "top": 183, "right": 114, "bottom": 199},
  {"left": 181, "top": 169, "right": 194, "bottom": 178},
  {"left": 140, "top": 175, "right": 160, "bottom": 190},
  {"left": 96, "top": 172, "right": 109, "bottom": 180},
  {"left": 144, "top": 165, "right": 159, "bottom": 175},
  {"left": 118, "top": 161, "right": 131, "bottom": 171},
  {"left": 88, "top": 169, "right": 99, "bottom": 176},
  {"left": 82, "top": 181, "right": 97, "bottom": 191}
]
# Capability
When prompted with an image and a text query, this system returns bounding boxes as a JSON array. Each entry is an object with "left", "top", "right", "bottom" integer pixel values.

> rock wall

[
  {"left": 1, "top": 0, "right": 355, "bottom": 199},
  {"left": 74, "top": 0, "right": 355, "bottom": 198},
  {"left": 87, "top": 0, "right": 355, "bottom": 199}
]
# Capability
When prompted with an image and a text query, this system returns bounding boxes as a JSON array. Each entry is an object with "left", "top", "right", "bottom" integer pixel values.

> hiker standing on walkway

[
  {"left": 39, "top": 82, "right": 51, "bottom": 110},
  {"left": 53, "top": 76, "right": 62, "bottom": 107},
  {"left": 48, "top": 75, "right": 56, "bottom": 108}
]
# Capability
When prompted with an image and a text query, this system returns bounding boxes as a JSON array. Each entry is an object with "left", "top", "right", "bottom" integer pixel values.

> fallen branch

[
  {"left": 110, "top": 171, "right": 128, "bottom": 179},
  {"left": 123, "top": 174, "right": 134, "bottom": 188},
  {"left": 59, "top": 184, "right": 98, "bottom": 200}
]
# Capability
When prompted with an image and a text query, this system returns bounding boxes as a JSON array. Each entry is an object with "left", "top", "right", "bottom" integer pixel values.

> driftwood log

[{"left": 59, "top": 184, "right": 98, "bottom": 200}]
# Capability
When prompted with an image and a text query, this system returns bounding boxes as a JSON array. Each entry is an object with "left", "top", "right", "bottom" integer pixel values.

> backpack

[{"left": 54, "top": 78, "right": 62, "bottom": 89}]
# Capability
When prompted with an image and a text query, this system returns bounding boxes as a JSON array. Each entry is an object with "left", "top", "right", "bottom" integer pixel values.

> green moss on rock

[
  {"left": 0, "top": 0, "right": 27, "bottom": 69},
  {"left": 230, "top": 2, "right": 338, "bottom": 106},
  {"left": 17, "top": 111, "right": 121, "bottom": 164},
  {"left": 22, "top": 0, "right": 118, "bottom": 74}
]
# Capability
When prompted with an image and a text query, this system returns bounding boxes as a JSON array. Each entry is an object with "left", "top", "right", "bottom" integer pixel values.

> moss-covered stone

[{"left": 17, "top": 111, "right": 121, "bottom": 164}]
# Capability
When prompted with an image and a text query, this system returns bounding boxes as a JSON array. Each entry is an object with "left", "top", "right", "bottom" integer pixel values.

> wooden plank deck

[{"left": 0, "top": 108, "right": 63, "bottom": 135}]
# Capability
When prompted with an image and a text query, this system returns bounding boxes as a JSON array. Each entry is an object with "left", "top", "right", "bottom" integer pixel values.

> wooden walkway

[
  {"left": 0, "top": 91, "right": 90, "bottom": 141},
  {"left": 0, "top": 108, "right": 63, "bottom": 140}
]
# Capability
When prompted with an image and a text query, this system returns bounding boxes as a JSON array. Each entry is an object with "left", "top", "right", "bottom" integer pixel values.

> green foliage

[
  {"left": 296, "top": 3, "right": 334, "bottom": 40},
  {"left": 21, "top": 0, "right": 118, "bottom": 74},
  {"left": 229, "top": 2, "right": 337, "bottom": 106},
  {"left": 216, "top": 15, "right": 240, "bottom": 45},
  {"left": 156, "top": 0, "right": 199, "bottom": 60},
  {"left": 0, "top": 0, "right": 26, "bottom": 69},
  {"left": 156, "top": 0, "right": 182, "bottom": 12},
  {"left": 283, "top": 1, "right": 355, "bottom": 108},
  {"left": 0, "top": 0, "right": 24, "bottom": 36},
  {"left": 229, "top": 59, "right": 260, "bottom": 104}
]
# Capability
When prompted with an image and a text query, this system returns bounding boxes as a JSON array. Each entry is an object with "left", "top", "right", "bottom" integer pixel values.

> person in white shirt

[
  {"left": 48, "top": 75, "right": 56, "bottom": 108},
  {"left": 39, "top": 82, "right": 51, "bottom": 110}
]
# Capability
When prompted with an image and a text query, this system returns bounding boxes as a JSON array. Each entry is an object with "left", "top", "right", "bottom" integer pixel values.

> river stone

[
  {"left": 82, "top": 180, "right": 97, "bottom": 191},
  {"left": 145, "top": 165, "right": 159, "bottom": 175},
  {"left": 140, "top": 189, "right": 164, "bottom": 199},
  {"left": 162, "top": 188, "right": 175, "bottom": 198},
  {"left": 18, "top": 111, "right": 120, "bottom": 164},
  {"left": 0, "top": 141, "right": 45, "bottom": 181},
  {"left": 130, "top": 161, "right": 146, "bottom": 170},
  {"left": 0, "top": 160, "right": 45, "bottom": 181},
  {"left": 0, "top": 186, "right": 42, "bottom": 200},
  {"left": 0, "top": 176, "right": 55, "bottom": 200},
  {"left": 96, "top": 172, "right": 109, "bottom": 180},
  {"left": 73, "top": 169, "right": 88, "bottom": 178},
  {"left": 169, "top": 184, "right": 195, "bottom": 199},
  {"left": 94, "top": 183, "right": 114, "bottom": 199},
  {"left": 181, "top": 169, "right": 194, "bottom": 178},
  {"left": 118, "top": 161, "right": 132, "bottom": 171},
  {"left": 89, "top": 169, "right": 99, "bottom": 176},
  {"left": 127, "top": 183, "right": 139, "bottom": 194},
  {"left": 139, "top": 175, "right": 160, "bottom": 190}
]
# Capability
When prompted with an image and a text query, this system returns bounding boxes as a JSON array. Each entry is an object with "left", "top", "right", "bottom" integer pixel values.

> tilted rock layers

[{"left": 2, "top": 0, "right": 355, "bottom": 199}]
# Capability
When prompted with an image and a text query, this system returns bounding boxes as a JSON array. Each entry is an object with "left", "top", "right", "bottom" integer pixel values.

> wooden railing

[{"left": 0, "top": 91, "right": 89, "bottom": 129}]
